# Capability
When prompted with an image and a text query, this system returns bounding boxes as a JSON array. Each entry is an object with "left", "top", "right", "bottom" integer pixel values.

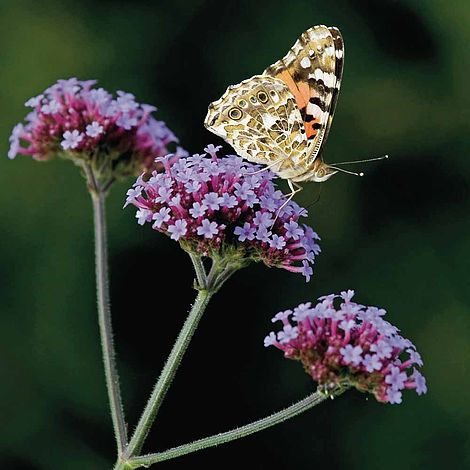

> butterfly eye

[
  {"left": 257, "top": 91, "right": 268, "bottom": 103},
  {"left": 229, "top": 107, "right": 243, "bottom": 120},
  {"left": 316, "top": 168, "right": 326, "bottom": 178},
  {"left": 238, "top": 99, "right": 247, "bottom": 108}
]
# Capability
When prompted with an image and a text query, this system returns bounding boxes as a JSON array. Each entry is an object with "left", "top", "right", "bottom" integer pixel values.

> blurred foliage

[{"left": 1, "top": 0, "right": 469, "bottom": 468}]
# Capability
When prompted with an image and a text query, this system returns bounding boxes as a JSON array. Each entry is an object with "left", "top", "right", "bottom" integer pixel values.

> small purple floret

[
  {"left": 340, "top": 344, "right": 363, "bottom": 366},
  {"left": 234, "top": 223, "right": 256, "bottom": 242},
  {"left": 61, "top": 130, "right": 84, "bottom": 150},
  {"left": 168, "top": 220, "right": 188, "bottom": 241},
  {"left": 197, "top": 219, "right": 219, "bottom": 239},
  {"left": 86, "top": 121, "right": 104, "bottom": 138}
]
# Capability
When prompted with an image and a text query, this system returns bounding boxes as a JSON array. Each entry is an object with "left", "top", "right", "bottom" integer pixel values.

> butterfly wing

[
  {"left": 204, "top": 75, "right": 310, "bottom": 179},
  {"left": 264, "top": 25, "right": 344, "bottom": 163}
]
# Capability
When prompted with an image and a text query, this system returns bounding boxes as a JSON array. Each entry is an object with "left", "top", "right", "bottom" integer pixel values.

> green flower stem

[
  {"left": 120, "top": 288, "right": 213, "bottom": 463},
  {"left": 127, "top": 391, "right": 329, "bottom": 468},
  {"left": 91, "top": 189, "right": 127, "bottom": 455},
  {"left": 188, "top": 252, "right": 207, "bottom": 289},
  {"left": 211, "top": 265, "right": 238, "bottom": 293}
]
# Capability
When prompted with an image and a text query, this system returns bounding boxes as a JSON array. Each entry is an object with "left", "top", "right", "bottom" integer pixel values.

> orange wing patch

[
  {"left": 303, "top": 118, "right": 320, "bottom": 139},
  {"left": 276, "top": 71, "right": 309, "bottom": 109},
  {"left": 275, "top": 71, "right": 320, "bottom": 139}
]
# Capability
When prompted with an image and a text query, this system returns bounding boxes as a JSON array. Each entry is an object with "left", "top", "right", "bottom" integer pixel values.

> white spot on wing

[
  {"left": 324, "top": 46, "right": 334, "bottom": 56},
  {"left": 300, "top": 57, "right": 311, "bottom": 68},
  {"left": 306, "top": 102, "right": 322, "bottom": 118},
  {"left": 323, "top": 72, "right": 336, "bottom": 88},
  {"left": 313, "top": 68, "right": 323, "bottom": 81},
  {"left": 262, "top": 114, "right": 278, "bottom": 129}
]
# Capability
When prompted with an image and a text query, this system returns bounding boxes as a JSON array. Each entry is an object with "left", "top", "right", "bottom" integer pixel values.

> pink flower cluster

[
  {"left": 265, "top": 291, "right": 427, "bottom": 403},
  {"left": 8, "top": 78, "right": 179, "bottom": 175},
  {"left": 125, "top": 145, "right": 320, "bottom": 280}
]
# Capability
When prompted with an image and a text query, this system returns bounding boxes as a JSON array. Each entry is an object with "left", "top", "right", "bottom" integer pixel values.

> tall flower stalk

[
  {"left": 8, "top": 78, "right": 181, "bottom": 457},
  {"left": 89, "top": 171, "right": 128, "bottom": 454}
]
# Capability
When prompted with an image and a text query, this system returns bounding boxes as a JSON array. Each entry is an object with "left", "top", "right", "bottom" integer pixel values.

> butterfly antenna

[
  {"left": 330, "top": 154, "right": 389, "bottom": 166},
  {"left": 329, "top": 166, "right": 364, "bottom": 177}
]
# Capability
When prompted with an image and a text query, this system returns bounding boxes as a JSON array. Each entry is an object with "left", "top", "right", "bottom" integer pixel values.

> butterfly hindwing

[{"left": 204, "top": 75, "right": 309, "bottom": 179}]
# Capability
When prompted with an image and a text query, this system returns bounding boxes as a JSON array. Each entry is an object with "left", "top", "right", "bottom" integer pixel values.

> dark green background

[{"left": 1, "top": 0, "right": 468, "bottom": 468}]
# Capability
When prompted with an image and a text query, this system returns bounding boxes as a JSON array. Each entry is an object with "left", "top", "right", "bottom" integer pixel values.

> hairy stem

[
  {"left": 92, "top": 190, "right": 127, "bottom": 455},
  {"left": 128, "top": 391, "right": 329, "bottom": 467},
  {"left": 121, "top": 289, "right": 213, "bottom": 462}
]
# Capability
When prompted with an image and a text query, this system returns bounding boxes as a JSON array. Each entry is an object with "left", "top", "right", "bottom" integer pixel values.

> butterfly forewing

[{"left": 264, "top": 25, "right": 344, "bottom": 162}]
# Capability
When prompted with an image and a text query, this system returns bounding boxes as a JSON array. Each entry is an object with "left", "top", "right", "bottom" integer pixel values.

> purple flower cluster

[
  {"left": 8, "top": 78, "right": 179, "bottom": 176},
  {"left": 126, "top": 145, "right": 320, "bottom": 280},
  {"left": 265, "top": 290, "right": 427, "bottom": 403}
]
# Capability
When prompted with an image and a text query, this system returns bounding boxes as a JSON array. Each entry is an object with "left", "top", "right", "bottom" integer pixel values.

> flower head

[
  {"left": 126, "top": 146, "right": 320, "bottom": 280},
  {"left": 265, "top": 291, "right": 427, "bottom": 403},
  {"left": 8, "top": 78, "right": 179, "bottom": 180}
]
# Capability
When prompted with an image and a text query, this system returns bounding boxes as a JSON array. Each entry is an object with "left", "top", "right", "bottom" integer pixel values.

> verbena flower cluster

[
  {"left": 8, "top": 78, "right": 179, "bottom": 177},
  {"left": 125, "top": 145, "right": 320, "bottom": 280},
  {"left": 265, "top": 290, "right": 427, "bottom": 404}
]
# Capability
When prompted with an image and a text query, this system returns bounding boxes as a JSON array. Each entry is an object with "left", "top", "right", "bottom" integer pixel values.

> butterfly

[{"left": 204, "top": 25, "right": 344, "bottom": 197}]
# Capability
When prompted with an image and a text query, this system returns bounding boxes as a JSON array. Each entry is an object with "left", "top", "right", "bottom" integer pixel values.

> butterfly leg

[
  {"left": 272, "top": 179, "right": 303, "bottom": 224},
  {"left": 285, "top": 179, "right": 304, "bottom": 204}
]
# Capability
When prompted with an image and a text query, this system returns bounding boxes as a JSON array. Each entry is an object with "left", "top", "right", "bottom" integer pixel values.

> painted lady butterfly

[{"left": 204, "top": 25, "right": 344, "bottom": 197}]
